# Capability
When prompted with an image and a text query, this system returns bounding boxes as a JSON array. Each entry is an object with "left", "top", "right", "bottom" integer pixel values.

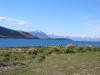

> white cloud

[
  {"left": 0, "top": 16, "right": 27, "bottom": 25},
  {"left": 7, "top": 18, "right": 27, "bottom": 25},
  {"left": 0, "top": 16, "right": 7, "bottom": 20},
  {"left": 84, "top": 17, "right": 100, "bottom": 37}
]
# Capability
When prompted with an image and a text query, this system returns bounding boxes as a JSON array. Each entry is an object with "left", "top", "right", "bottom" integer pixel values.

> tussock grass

[{"left": 0, "top": 46, "right": 100, "bottom": 75}]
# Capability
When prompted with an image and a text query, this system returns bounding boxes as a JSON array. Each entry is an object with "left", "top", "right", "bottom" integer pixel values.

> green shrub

[
  {"left": 83, "top": 46, "right": 92, "bottom": 52},
  {"left": 65, "top": 44, "right": 75, "bottom": 53},
  {"left": 37, "top": 53, "right": 46, "bottom": 63},
  {"left": 94, "top": 47, "right": 100, "bottom": 51},
  {"left": 74, "top": 46, "right": 85, "bottom": 53},
  {"left": 58, "top": 47, "right": 67, "bottom": 54},
  {"left": 74, "top": 46, "right": 100, "bottom": 53},
  {"left": 37, "top": 47, "right": 47, "bottom": 53},
  {"left": 3, "top": 52, "right": 12, "bottom": 62}
]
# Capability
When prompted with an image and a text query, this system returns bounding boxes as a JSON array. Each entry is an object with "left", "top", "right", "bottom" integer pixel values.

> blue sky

[{"left": 0, "top": 0, "right": 100, "bottom": 37}]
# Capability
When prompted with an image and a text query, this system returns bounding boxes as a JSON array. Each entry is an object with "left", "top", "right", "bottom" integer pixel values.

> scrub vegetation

[{"left": 0, "top": 45, "right": 100, "bottom": 75}]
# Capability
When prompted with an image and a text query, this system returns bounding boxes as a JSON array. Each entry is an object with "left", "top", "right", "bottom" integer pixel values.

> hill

[{"left": 0, "top": 26, "right": 38, "bottom": 39}]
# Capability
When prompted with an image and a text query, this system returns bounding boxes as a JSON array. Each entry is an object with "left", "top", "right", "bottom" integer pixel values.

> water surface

[{"left": 0, "top": 39, "right": 100, "bottom": 47}]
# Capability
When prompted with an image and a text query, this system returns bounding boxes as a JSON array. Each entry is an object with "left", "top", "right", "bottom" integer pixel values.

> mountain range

[
  {"left": 28, "top": 31, "right": 72, "bottom": 41},
  {"left": 28, "top": 31, "right": 100, "bottom": 41},
  {"left": 0, "top": 26, "right": 72, "bottom": 40},
  {"left": 0, "top": 26, "right": 100, "bottom": 41},
  {"left": 0, "top": 26, "right": 38, "bottom": 39},
  {"left": 29, "top": 31, "right": 49, "bottom": 39}
]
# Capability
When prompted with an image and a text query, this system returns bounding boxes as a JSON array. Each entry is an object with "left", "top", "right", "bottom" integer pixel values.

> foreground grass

[{"left": 0, "top": 51, "right": 100, "bottom": 75}]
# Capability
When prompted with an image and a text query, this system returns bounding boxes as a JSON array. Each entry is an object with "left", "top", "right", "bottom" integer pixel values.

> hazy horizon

[{"left": 0, "top": 0, "right": 100, "bottom": 38}]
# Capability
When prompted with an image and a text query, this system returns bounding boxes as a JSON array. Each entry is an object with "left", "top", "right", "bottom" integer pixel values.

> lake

[{"left": 0, "top": 39, "right": 100, "bottom": 47}]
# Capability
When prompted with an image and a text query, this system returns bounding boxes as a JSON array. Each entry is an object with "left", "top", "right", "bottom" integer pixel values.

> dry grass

[{"left": 0, "top": 51, "right": 100, "bottom": 75}]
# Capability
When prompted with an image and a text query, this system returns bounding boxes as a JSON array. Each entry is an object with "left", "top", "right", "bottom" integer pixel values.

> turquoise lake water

[{"left": 0, "top": 39, "right": 100, "bottom": 47}]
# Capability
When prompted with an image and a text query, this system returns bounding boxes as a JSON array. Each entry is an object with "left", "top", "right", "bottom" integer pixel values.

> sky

[{"left": 0, "top": 0, "right": 100, "bottom": 37}]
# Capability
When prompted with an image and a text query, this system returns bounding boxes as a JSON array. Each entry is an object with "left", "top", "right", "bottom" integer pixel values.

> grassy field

[{"left": 0, "top": 46, "right": 100, "bottom": 75}]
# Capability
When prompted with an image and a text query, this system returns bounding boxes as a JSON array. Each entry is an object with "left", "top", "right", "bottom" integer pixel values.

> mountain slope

[
  {"left": 0, "top": 26, "right": 38, "bottom": 39},
  {"left": 29, "top": 31, "right": 49, "bottom": 39},
  {"left": 29, "top": 31, "right": 72, "bottom": 41}
]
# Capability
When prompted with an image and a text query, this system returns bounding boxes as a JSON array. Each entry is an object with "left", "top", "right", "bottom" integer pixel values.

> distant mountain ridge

[
  {"left": 0, "top": 26, "right": 38, "bottom": 39},
  {"left": 28, "top": 31, "right": 100, "bottom": 41},
  {"left": 28, "top": 31, "right": 72, "bottom": 41},
  {"left": 48, "top": 34, "right": 66, "bottom": 38},
  {"left": 29, "top": 31, "right": 49, "bottom": 39},
  {"left": 69, "top": 37, "right": 100, "bottom": 42},
  {"left": 1, "top": 26, "right": 99, "bottom": 41}
]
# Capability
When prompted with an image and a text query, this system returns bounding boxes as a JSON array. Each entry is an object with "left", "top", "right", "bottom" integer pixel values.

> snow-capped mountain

[{"left": 29, "top": 31, "right": 49, "bottom": 39}]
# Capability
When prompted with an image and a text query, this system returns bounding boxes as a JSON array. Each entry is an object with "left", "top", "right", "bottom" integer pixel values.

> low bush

[
  {"left": 37, "top": 53, "right": 46, "bottom": 63},
  {"left": 26, "top": 48, "right": 38, "bottom": 57},
  {"left": 3, "top": 52, "right": 12, "bottom": 62},
  {"left": 0, "top": 46, "right": 100, "bottom": 65},
  {"left": 74, "top": 46, "right": 86, "bottom": 53},
  {"left": 47, "top": 46, "right": 60, "bottom": 55},
  {"left": 65, "top": 44, "right": 75, "bottom": 53}
]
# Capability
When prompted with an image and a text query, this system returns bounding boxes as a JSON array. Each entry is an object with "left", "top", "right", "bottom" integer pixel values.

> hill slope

[
  {"left": 29, "top": 31, "right": 49, "bottom": 39},
  {"left": 0, "top": 26, "right": 38, "bottom": 39}
]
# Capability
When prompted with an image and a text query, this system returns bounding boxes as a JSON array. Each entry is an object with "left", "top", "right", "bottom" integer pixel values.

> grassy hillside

[{"left": 0, "top": 46, "right": 100, "bottom": 75}]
